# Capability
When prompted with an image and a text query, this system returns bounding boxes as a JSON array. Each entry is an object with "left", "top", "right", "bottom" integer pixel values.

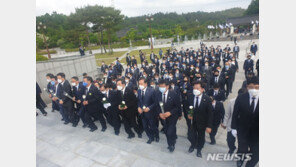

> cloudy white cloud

[{"left": 36, "top": 0, "right": 252, "bottom": 17}]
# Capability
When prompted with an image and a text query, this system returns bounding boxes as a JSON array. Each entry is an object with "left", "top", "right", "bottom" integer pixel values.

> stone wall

[{"left": 36, "top": 55, "right": 100, "bottom": 104}]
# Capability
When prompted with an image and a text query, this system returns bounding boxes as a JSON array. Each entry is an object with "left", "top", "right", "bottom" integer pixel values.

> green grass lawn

[
  {"left": 36, "top": 50, "right": 57, "bottom": 55},
  {"left": 128, "top": 47, "right": 170, "bottom": 64},
  {"left": 95, "top": 51, "right": 127, "bottom": 66}
]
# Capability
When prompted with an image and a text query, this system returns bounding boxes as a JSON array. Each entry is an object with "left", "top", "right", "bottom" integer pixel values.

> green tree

[{"left": 244, "top": 0, "right": 259, "bottom": 15}]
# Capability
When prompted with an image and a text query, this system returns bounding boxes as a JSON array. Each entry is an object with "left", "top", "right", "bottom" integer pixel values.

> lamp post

[
  {"left": 146, "top": 16, "right": 154, "bottom": 50},
  {"left": 37, "top": 22, "right": 51, "bottom": 59}
]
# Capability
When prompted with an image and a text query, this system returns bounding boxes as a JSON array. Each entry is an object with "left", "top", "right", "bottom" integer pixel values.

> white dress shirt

[
  {"left": 194, "top": 94, "right": 203, "bottom": 108},
  {"left": 163, "top": 89, "right": 169, "bottom": 103},
  {"left": 249, "top": 93, "right": 259, "bottom": 112}
]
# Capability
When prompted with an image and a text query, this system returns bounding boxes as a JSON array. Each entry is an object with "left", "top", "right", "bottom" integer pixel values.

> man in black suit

[
  {"left": 221, "top": 62, "right": 234, "bottom": 97},
  {"left": 157, "top": 80, "right": 181, "bottom": 152},
  {"left": 100, "top": 84, "right": 121, "bottom": 135},
  {"left": 256, "top": 59, "right": 259, "bottom": 77},
  {"left": 231, "top": 76, "right": 259, "bottom": 167},
  {"left": 210, "top": 70, "right": 225, "bottom": 90},
  {"left": 250, "top": 42, "right": 258, "bottom": 56},
  {"left": 36, "top": 82, "right": 47, "bottom": 116},
  {"left": 101, "top": 61, "right": 108, "bottom": 73},
  {"left": 71, "top": 76, "right": 87, "bottom": 127},
  {"left": 243, "top": 55, "right": 254, "bottom": 78},
  {"left": 57, "top": 73, "right": 74, "bottom": 125},
  {"left": 207, "top": 83, "right": 226, "bottom": 102},
  {"left": 117, "top": 78, "right": 142, "bottom": 139},
  {"left": 233, "top": 44, "right": 240, "bottom": 59},
  {"left": 126, "top": 53, "right": 131, "bottom": 66},
  {"left": 82, "top": 76, "right": 107, "bottom": 132},
  {"left": 137, "top": 78, "right": 158, "bottom": 144},
  {"left": 209, "top": 97, "right": 225, "bottom": 145},
  {"left": 46, "top": 73, "right": 59, "bottom": 112},
  {"left": 187, "top": 81, "right": 213, "bottom": 158}
]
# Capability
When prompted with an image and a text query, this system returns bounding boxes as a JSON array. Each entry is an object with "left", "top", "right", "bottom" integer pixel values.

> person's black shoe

[
  {"left": 236, "top": 160, "right": 243, "bottom": 167},
  {"left": 51, "top": 109, "right": 54, "bottom": 112},
  {"left": 61, "top": 118, "right": 64, "bottom": 121},
  {"left": 155, "top": 137, "right": 159, "bottom": 142},
  {"left": 101, "top": 127, "right": 107, "bottom": 132},
  {"left": 115, "top": 131, "right": 119, "bottom": 136},
  {"left": 127, "top": 134, "right": 135, "bottom": 139},
  {"left": 196, "top": 150, "right": 202, "bottom": 158},
  {"left": 89, "top": 127, "right": 98, "bottom": 132},
  {"left": 36, "top": 113, "right": 38, "bottom": 116},
  {"left": 43, "top": 113, "right": 47, "bottom": 116},
  {"left": 228, "top": 150, "right": 234, "bottom": 154},
  {"left": 210, "top": 140, "right": 216, "bottom": 145},
  {"left": 82, "top": 124, "right": 88, "bottom": 128},
  {"left": 138, "top": 133, "right": 142, "bottom": 138},
  {"left": 72, "top": 123, "right": 77, "bottom": 127},
  {"left": 168, "top": 146, "right": 175, "bottom": 152},
  {"left": 146, "top": 138, "right": 154, "bottom": 144},
  {"left": 188, "top": 146, "right": 194, "bottom": 153},
  {"left": 64, "top": 121, "right": 69, "bottom": 125}
]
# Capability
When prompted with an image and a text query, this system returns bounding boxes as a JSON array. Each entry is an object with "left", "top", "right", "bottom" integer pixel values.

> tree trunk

[
  {"left": 98, "top": 31, "right": 103, "bottom": 54},
  {"left": 107, "top": 31, "right": 111, "bottom": 54}
]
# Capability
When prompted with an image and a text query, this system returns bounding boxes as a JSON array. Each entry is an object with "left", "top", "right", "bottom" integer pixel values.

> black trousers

[
  {"left": 95, "top": 109, "right": 107, "bottom": 129},
  {"left": 188, "top": 123, "right": 206, "bottom": 151},
  {"left": 76, "top": 105, "right": 87, "bottom": 125},
  {"left": 237, "top": 135, "right": 259, "bottom": 167},
  {"left": 142, "top": 114, "right": 158, "bottom": 140},
  {"left": 224, "top": 79, "right": 232, "bottom": 97},
  {"left": 122, "top": 111, "right": 140, "bottom": 136},
  {"left": 164, "top": 116, "right": 178, "bottom": 147},
  {"left": 209, "top": 124, "right": 219, "bottom": 142},
  {"left": 36, "top": 102, "right": 47, "bottom": 114},
  {"left": 108, "top": 108, "right": 121, "bottom": 133},
  {"left": 84, "top": 110, "right": 98, "bottom": 129},
  {"left": 226, "top": 131, "right": 236, "bottom": 152}
]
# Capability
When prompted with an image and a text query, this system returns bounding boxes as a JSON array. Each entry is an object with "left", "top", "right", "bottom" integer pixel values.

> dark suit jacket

[
  {"left": 60, "top": 80, "right": 73, "bottom": 107},
  {"left": 158, "top": 90, "right": 181, "bottom": 118},
  {"left": 106, "top": 90, "right": 122, "bottom": 113},
  {"left": 84, "top": 84, "right": 100, "bottom": 113},
  {"left": 122, "top": 87, "right": 138, "bottom": 115},
  {"left": 231, "top": 92, "right": 259, "bottom": 143},
  {"left": 207, "top": 88, "right": 226, "bottom": 102},
  {"left": 243, "top": 59, "right": 254, "bottom": 71},
  {"left": 188, "top": 93, "right": 213, "bottom": 129},
  {"left": 137, "top": 87, "right": 157, "bottom": 118}
]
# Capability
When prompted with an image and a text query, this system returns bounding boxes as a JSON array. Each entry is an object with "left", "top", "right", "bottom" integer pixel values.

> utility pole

[{"left": 146, "top": 16, "right": 154, "bottom": 50}]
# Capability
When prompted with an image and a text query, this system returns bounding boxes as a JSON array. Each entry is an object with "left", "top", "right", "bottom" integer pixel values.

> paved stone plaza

[{"left": 37, "top": 39, "right": 259, "bottom": 167}]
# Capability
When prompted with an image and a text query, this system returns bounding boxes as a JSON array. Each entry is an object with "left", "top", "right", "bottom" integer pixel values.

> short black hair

[
  {"left": 139, "top": 77, "right": 148, "bottom": 83},
  {"left": 116, "top": 78, "right": 126, "bottom": 85},
  {"left": 158, "top": 79, "right": 169, "bottom": 86},
  {"left": 57, "top": 72, "right": 65, "bottom": 78},
  {"left": 213, "top": 83, "right": 220, "bottom": 89},
  {"left": 192, "top": 80, "right": 206, "bottom": 89},
  {"left": 247, "top": 76, "right": 259, "bottom": 85},
  {"left": 46, "top": 73, "right": 54, "bottom": 78},
  {"left": 71, "top": 76, "right": 79, "bottom": 81},
  {"left": 82, "top": 73, "right": 88, "bottom": 77},
  {"left": 85, "top": 76, "right": 93, "bottom": 83},
  {"left": 238, "top": 88, "right": 246, "bottom": 95}
]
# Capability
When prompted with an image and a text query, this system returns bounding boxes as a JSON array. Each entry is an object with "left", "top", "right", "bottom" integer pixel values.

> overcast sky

[{"left": 36, "top": 0, "right": 252, "bottom": 17}]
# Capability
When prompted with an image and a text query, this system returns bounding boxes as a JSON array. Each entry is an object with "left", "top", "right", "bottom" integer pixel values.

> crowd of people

[{"left": 36, "top": 42, "right": 259, "bottom": 167}]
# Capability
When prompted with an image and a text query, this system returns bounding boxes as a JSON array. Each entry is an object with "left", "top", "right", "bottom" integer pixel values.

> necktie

[
  {"left": 250, "top": 97, "right": 256, "bottom": 112},
  {"left": 195, "top": 96, "right": 199, "bottom": 108},
  {"left": 163, "top": 93, "right": 166, "bottom": 103},
  {"left": 215, "top": 77, "right": 218, "bottom": 83},
  {"left": 142, "top": 90, "right": 144, "bottom": 101}
]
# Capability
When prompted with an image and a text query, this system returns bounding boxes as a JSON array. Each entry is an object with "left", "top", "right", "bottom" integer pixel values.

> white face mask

[
  {"left": 47, "top": 79, "right": 51, "bottom": 82},
  {"left": 117, "top": 85, "right": 123, "bottom": 91},
  {"left": 248, "top": 89, "right": 259, "bottom": 97},
  {"left": 71, "top": 82, "right": 76, "bottom": 86},
  {"left": 139, "top": 85, "right": 145, "bottom": 90},
  {"left": 151, "top": 85, "right": 155, "bottom": 89},
  {"left": 193, "top": 89, "right": 201, "bottom": 96},
  {"left": 57, "top": 79, "right": 62, "bottom": 83},
  {"left": 125, "top": 80, "right": 129, "bottom": 83}
]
